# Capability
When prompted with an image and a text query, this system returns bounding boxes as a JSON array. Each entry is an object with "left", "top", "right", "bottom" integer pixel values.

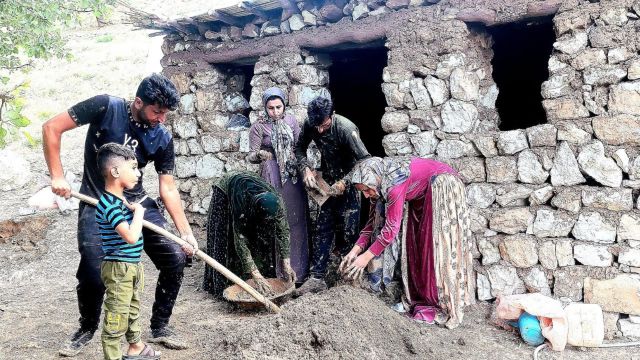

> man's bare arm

[{"left": 42, "top": 112, "right": 78, "bottom": 198}]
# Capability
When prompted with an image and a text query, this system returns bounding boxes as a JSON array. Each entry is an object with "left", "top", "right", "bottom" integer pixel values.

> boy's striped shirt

[{"left": 96, "top": 192, "right": 143, "bottom": 262}]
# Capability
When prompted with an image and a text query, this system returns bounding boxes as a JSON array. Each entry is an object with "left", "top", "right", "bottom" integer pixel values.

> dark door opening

[
  {"left": 224, "top": 63, "right": 255, "bottom": 128},
  {"left": 322, "top": 45, "right": 388, "bottom": 231},
  {"left": 325, "top": 47, "right": 388, "bottom": 157},
  {"left": 488, "top": 16, "right": 556, "bottom": 130}
]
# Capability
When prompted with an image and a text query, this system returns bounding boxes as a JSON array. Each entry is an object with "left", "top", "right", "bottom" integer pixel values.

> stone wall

[{"left": 161, "top": 0, "right": 640, "bottom": 338}]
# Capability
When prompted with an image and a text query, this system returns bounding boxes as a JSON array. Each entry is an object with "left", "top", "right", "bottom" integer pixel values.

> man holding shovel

[
  {"left": 42, "top": 73, "right": 198, "bottom": 356},
  {"left": 294, "top": 96, "right": 370, "bottom": 295}
]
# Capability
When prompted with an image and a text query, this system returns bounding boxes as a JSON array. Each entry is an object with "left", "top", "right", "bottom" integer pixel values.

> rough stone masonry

[{"left": 158, "top": 0, "right": 640, "bottom": 339}]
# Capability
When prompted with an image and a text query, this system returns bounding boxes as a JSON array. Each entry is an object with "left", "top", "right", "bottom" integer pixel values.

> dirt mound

[
  {"left": 0, "top": 215, "right": 50, "bottom": 256},
  {"left": 211, "top": 286, "right": 434, "bottom": 359}
]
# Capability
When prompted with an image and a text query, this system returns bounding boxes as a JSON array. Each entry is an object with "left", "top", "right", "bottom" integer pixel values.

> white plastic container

[{"left": 565, "top": 303, "right": 604, "bottom": 347}]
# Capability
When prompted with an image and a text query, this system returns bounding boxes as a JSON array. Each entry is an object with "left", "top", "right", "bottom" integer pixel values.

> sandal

[{"left": 123, "top": 343, "right": 161, "bottom": 360}]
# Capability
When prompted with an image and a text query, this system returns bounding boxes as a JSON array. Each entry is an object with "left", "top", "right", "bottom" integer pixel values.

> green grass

[{"left": 96, "top": 34, "right": 113, "bottom": 43}]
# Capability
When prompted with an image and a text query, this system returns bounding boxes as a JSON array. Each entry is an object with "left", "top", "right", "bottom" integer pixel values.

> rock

[
  {"left": 424, "top": 76, "right": 448, "bottom": 106},
  {"left": 440, "top": 100, "right": 478, "bottom": 133},
  {"left": 0, "top": 150, "right": 31, "bottom": 192},
  {"left": 192, "top": 69, "right": 225, "bottom": 88},
  {"left": 195, "top": 90, "right": 226, "bottom": 112},
  {"left": 436, "top": 139, "right": 476, "bottom": 159},
  {"left": 584, "top": 275, "right": 640, "bottom": 315},
  {"left": 479, "top": 84, "right": 499, "bottom": 109},
  {"left": 450, "top": 157, "right": 486, "bottom": 183},
  {"left": 553, "top": 32, "right": 588, "bottom": 55},
  {"left": 435, "top": 53, "right": 466, "bottom": 79},
  {"left": 490, "top": 208, "right": 534, "bottom": 235},
  {"left": 173, "top": 117, "right": 198, "bottom": 139},
  {"left": 499, "top": 234, "right": 538, "bottom": 267},
  {"left": 301, "top": 10, "right": 317, "bottom": 26},
  {"left": 551, "top": 187, "right": 582, "bottom": 213},
  {"left": 261, "top": 22, "right": 281, "bottom": 36},
  {"left": 288, "top": 14, "right": 306, "bottom": 31},
  {"left": 556, "top": 239, "right": 574, "bottom": 266},
  {"left": 409, "top": 131, "right": 439, "bottom": 156},
  {"left": 382, "top": 133, "right": 412, "bottom": 155},
  {"left": 487, "top": 264, "right": 526, "bottom": 297},
  {"left": 571, "top": 49, "right": 607, "bottom": 71},
  {"left": 608, "top": 47, "right": 633, "bottom": 64},
  {"left": 242, "top": 23, "right": 259, "bottom": 38},
  {"left": 495, "top": 184, "right": 534, "bottom": 207},
  {"left": 449, "top": 68, "right": 479, "bottom": 101},
  {"left": 531, "top": 209, "right": 576, "bottom": 238},
  {"left": 466, "top": 183, "right": 495, "bottom": 209},
  {"left": 577, "top": 141, "right": 622, "bottom": 187},
  {"left": 550, "top": 142, "right": 586, "bottom": 186},
  {"left": 382, "top": 83, "right": 404, "bottom": 108},
  {"left": 497, "top": 130, "right": 528, "bottom": 155},
  {"left": 543, "top": 97, "right": 590, "bottom": 120},
  {"left": 542, "top": 72, "right": 573, "bottom": 99},
  {"left": 520, "top": 267, "right": 552, "bottom": 295},
  {"left": 574, "top": 243, "right": 613, "bottom": 267},
  {"left": 471, "top": 135, "right": 498, "bottom": 158},
  {"left": 530, "top": 185, "right": 554, "bottom": 206},
  {"left": 572, "top": 212, "right": 617, "bottom": 244},
  {"left": 629, "top": 60, "right": 640, "bottom": 80},
  {"left": 603, "top": 312, "right": 620, "bottom": 340},
  {"left": 518, "top": 150, "right": 549, "bottom": 184},
  {"left": 175, "top": 156, "right": 197, "bottom": 178},
  {"left": 583, "top": 65, "right": 627, "bottom": 86},
  {"left": 383, "top": 66, "right": 412, "bottom": 83},
  {"left": 386, "top": 0, "right": 410, "bottom": 10},
  {"left": 179, "top": 94, "right": 195, "bottom": 115},
  {"left": 618, "top": 213, "right": 640, "bottom": 241},
  {"left": 613, "top": 149, "right": 630, "bottom": 172},
  {"left": 581, "top": 187, "right": 633, "bottom": 211},
  {"left": 526, "top": 124, "right": 557, "bottom": 147},
  {"left": 631, "top": 156, "right": 640, "bottom": 180},
  {"left": 619, "top": 248, "right": 640, "bottom": 267},
  {"left": 554, "top": 266, "right": 586, "bottom": 301},
  {"left": 539, "top": 240, "right": 558, "bottom": 270},
  {"left": 619, "top": 319, "right": 640, "bottom": 338},
  {"left": 548, "top": 56, "right": 568, "bottom": 73},
  {"left": 352, "top": 2, "right": 369, "bottom": 20},
  {"left": 557, "top": 122, "right": 591, "bottom": 145},
  {"left": 288, "top": 85, "right": 331, "bottom": 106},
  {"left": 225, "top": 93, "right": 250, "bottom": 113},
  {"left": 409, "top": 78, "right": 432, "bottom": 109},
  {"left": 478, "top": 237, "right": 500, "bottom": 265},
  {"left": 534, "top": 148, "right": 555, "bottom": 171},
  {"left": 600, "top": 8, "right": 628, "bottom": 26},
  {"left": 195, "top": 154, "right": 225, "bottom": 179},
  {"left": 289, "top": 65, "right": 328, "bottom": 86},
  {"left": 381, "top": 112, "right": 410, "bottom": 133},
  {"left": 187, "top": 139, "right": 203, "bottom": 155},
  {"left": 553, "top": 11, "right": 589, "bottom": 35},
  {"left": 486, "top": 156, "right": 517, "bottom": 183},
  {"left": 477, "top": 273, "right": 493, "bottom": 301},
  {"left": 609, "top": 81, "right": 640, "bottom": 116},
  {"left": 469, "top": 207, "right": 488, "bottom": 233}
]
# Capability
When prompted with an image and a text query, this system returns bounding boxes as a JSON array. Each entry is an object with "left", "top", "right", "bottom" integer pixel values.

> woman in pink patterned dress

[{"left": 340, "top": 156, "right": 474, "bottom": 328}]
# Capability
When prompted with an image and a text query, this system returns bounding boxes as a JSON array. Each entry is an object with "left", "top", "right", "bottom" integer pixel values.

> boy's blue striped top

[{"left": 96, "top": 192, "right": 143, "bottom": 263}]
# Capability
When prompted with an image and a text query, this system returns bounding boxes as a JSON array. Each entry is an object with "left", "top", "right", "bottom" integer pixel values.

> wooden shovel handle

[{"left": 71, "top": 191, "right": 281, "bottom": 313}]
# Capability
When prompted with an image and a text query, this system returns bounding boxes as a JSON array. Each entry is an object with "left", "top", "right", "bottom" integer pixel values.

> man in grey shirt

[{"left": 295, "top": 96, "right": 370, "bottom": 294}]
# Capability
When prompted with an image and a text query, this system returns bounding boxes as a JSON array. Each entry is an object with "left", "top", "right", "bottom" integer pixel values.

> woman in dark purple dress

[{"left": 246, "top": 87, "right": 309, "bottom": 283}]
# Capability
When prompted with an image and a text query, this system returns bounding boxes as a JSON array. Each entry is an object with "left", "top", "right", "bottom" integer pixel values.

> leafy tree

[{"left": 0, "top": 0, "right": 114, "bottom": 147}]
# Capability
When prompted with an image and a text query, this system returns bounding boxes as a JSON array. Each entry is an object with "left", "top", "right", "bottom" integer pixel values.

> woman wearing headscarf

[
  {"left": 246, "top": 87, "right": 309, "bottom": 283},
  {"left": 339, "top": 157, "right": 474, "bottom": 329},
  {"left": 203, "top": 171, "right": 296, "bottom": 296}
]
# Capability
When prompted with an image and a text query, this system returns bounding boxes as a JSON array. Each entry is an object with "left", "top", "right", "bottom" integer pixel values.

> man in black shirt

[
  {"left": 43, "top": 74, "right": 198, "bottom": 356},
  {"left": 295, "top": 96, "right": 370, "bottom": 294}
]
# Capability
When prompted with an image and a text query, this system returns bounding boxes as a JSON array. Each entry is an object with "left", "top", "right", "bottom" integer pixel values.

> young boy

[{"left": 96, "top": 143, "right": 160, "bottom": 360}]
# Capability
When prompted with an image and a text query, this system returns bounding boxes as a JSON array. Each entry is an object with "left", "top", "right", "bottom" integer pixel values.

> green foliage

[
  {"left": 0, "top": 0, "right": 115, "bottom": 147},
  {"left": 96, "top": 34, "right": 114, "bottom": 43}
]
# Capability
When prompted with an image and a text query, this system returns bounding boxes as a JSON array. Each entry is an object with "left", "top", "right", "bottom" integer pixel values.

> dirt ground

[{"left": 0, "top": 3, "right": 638, "bottom": 360}]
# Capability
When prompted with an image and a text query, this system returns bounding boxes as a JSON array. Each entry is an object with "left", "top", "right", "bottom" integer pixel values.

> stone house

[{"left": 142, "top": 0, "right": 640, "bottom": 338}]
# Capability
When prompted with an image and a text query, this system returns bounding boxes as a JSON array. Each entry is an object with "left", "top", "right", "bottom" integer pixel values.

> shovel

[{"left": 70, "top": 191, "right": 281, "bottom": 313}]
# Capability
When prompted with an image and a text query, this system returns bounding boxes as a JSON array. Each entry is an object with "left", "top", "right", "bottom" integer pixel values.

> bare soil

[{"left": 0, "top": 3, "right": 637, "bottom": 360}]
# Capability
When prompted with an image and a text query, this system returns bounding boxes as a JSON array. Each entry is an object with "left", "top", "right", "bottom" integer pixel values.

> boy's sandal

[{"left": 123, "top": 344, "right": 161, "bottom": 360}]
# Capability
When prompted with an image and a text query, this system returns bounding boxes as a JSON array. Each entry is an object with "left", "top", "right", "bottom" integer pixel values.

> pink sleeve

[
  {"left": 355, "top": 201, "right": 377, "bottom": 250},
  {"left": 368, "top": 184, "right": 406, "bottom": 256}
]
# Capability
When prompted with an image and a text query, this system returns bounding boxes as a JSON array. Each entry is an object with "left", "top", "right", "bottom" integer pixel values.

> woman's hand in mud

[
  {"left": 344, "top": 250, "right": 374, "bottom": 280},
  {"left": 251, "top": 270, "right": 273, "bottom": 295},
  {"left": 281, "top": 258, "right": 297, "bottom": 284},
  {"left": 339, "top": 245, "right": 362, "bottom": 274}
]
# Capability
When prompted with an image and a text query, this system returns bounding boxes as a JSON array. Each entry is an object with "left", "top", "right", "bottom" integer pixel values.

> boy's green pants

[{"left": 100, "top": 261, "right": 144, "bottom": 360}]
